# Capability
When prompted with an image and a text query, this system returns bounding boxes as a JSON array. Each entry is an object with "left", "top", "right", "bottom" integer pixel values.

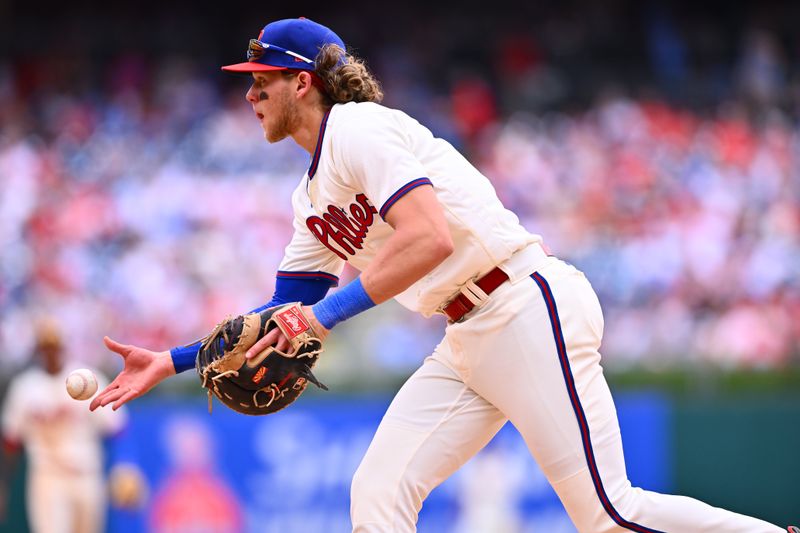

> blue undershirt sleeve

[{"left": 169, "top": 275, "right": 335, "bottom": 373}]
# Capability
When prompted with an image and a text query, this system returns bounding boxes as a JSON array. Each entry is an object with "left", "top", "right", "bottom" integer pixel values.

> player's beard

[{"left": 265, "top": 88, "right": 300, "bottom": 143}]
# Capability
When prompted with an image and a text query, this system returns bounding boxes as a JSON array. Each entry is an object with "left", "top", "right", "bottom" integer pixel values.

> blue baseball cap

[{"left": 221, "top": 17, "right": 345, "bottom": 73}]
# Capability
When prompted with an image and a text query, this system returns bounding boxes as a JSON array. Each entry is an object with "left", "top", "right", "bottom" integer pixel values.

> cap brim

[{"left": 221, "top": 62, "right": 289, "bottom": 73}]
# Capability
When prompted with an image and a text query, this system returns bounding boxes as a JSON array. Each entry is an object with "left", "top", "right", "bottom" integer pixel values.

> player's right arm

[
  {"left": 89, "top": 275, "right": 333, "bottom": 412},
  {"left": 91, "top": 204, "right": 343, "bottom": 411}
]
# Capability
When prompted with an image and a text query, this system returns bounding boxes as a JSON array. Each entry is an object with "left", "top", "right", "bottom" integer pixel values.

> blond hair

[{"left": 314, "top": 44, "right": 383, "bottom": 105}]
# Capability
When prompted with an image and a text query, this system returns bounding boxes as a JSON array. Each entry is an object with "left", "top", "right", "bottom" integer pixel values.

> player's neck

[{"left": 291, "top": 105, "right": 329, "bottom": 155}]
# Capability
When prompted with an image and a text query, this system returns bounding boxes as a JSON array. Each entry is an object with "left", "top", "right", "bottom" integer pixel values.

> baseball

[{"left": 66, "top": 369, "right": 98, "bottom": 401}]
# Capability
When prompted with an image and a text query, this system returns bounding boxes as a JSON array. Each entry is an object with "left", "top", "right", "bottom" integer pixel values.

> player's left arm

[
  {"left": 245, "top": 185, "right": 451, "bottom": 358},
  {"left": 359, "top": 184, "right": 453, "bottom": 303}
]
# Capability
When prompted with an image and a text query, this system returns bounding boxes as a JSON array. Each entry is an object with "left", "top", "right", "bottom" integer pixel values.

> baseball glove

[{"left": 196, "top": 303, "right": 327, "bottom": 416}]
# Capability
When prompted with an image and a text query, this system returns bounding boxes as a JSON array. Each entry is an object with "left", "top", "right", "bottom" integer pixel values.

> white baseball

[{"left": 66, "top": 369, "right": 98, "bottom": 401}]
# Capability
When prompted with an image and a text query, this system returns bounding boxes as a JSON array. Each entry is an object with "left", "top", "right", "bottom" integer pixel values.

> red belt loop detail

[{"left": 442, "top": 266, "right": 509, "bottom": 322}]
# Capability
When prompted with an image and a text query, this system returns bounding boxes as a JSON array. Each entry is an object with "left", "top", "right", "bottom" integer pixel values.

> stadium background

[{"left": 1, "top": 0, "right": 799, "bottom": 531}]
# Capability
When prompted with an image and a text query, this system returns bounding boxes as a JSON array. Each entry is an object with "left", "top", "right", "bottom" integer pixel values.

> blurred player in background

[
  {"left": 88, "top": 17, "right": 794, "bottom": 533},
  {"left": 0, "top": 318, "right": 136, "bottom": 533}
]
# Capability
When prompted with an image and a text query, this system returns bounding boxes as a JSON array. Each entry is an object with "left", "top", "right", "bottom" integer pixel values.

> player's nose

[{"left": 245, "top": 84, "right": 258, "bottom": 104}]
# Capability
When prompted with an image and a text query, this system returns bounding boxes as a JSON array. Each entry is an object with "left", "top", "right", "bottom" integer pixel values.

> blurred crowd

[
  {"left": 1, "top": 3, "right": 799, "bottom": 384},
  {"left": 479, "top": 101, "right": 799, "bottom": 366}
]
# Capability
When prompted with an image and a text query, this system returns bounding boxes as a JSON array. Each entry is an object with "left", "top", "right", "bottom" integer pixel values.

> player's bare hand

[
  {"left": 245, "top": 305, "right": 329, "bottom": 360},
  {"left": 90, "top": 337, "right": 175, "bottom": 411},
  {"left": 245, "top": 326, "right": 289, "bottom": 359}
]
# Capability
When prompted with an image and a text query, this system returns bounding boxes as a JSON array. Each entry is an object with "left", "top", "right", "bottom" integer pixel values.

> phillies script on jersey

[{"left": 306, "top": 194, "right": 377, "bottom": 260}]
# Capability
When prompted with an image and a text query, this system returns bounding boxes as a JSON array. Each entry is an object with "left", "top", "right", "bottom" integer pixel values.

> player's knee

[
  {"left": 350, "top": 463, "right": 372, "bottom": 504},
  {"left": 350, "top": 462, "right": 389, "bottom": 518},
  {"left": 350, "top": 462, "right": 401, "bottom": 508},
  {"left": 351, "top": 471, "right": 391, "bottom": 531},
  {"left": 351, "top": 459, "right": 425, "bottom": 530}
]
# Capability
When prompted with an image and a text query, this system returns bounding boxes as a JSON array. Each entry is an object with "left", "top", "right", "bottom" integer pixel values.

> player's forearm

[
  {"left": 360, "top": 225, "right": 454, "bottom": 304},
  {"left": 170, "top": 276, "right": 335, "bottom": 373},
  {"left": 310, "top": 185, "right": 452, "bottom": 331},
  {"left": 309, "top": 225, "right": 452, "bottom": 332}
]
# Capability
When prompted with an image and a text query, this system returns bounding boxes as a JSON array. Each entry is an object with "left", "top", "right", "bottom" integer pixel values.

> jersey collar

[{"left": 308, "top": 107, "right": 332, "bottom": 179}]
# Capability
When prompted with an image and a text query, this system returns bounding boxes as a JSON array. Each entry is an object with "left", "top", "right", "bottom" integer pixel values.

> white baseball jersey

[
  {"left": 2, "top": 366, "right": 126, "bottom": 476},
  {"left": 278, "top": 101, "right": 543, "bottom": 316}
]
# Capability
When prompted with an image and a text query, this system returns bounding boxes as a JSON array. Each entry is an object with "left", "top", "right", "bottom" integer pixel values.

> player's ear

[{"left": 294, "top": 71, "right": 314, "bottom": 98}]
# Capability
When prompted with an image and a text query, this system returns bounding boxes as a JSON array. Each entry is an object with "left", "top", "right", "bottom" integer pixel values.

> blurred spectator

[
  {"left": 646, "top": 4, "right": 689, "bottom": 98},
  {"left": 0, "top": 318, "right": 130, "bottom": 533},
  {"left": 737, "top": 29, "right": 787, "bottom": 109},
  {"left": 450, "top": 75, "right": 498, "bottom": 142},
  {"left": 150, "top": 417, "right": 243, "bottom": 533}
]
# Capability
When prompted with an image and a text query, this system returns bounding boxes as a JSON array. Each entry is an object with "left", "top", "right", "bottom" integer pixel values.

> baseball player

[
  {"left": 1, "top": 319, "right": 127, "bottom": 533},
  {"left": 90, "top": 18, "right": 795, "bottom": 533}
]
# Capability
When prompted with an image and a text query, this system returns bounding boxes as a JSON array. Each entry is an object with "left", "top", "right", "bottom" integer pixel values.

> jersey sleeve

[
  {"left": 278, "top": 206, "right": 346, "bottom": 282},
  {"left": 333, "top": 109, "right": 432, "bottom": 220}
]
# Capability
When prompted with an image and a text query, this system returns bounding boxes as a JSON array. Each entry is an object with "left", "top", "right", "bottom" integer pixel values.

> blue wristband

[
  {"left": 170, "top": 342, "right": 201, "bottom": 374},
  {"left": 312, "top": 277, "right": 376, "bottom": 330}
]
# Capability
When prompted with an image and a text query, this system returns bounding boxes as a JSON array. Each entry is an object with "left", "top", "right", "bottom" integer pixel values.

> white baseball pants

[
  {"left": 27, "top": 470, "right": 105, "bottom": 533},
  {"left": 350, "top": 257, "right": 782, "bottom": 532}
]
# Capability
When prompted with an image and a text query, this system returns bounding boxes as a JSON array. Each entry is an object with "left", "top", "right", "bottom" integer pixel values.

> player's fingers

[
  {"left": 96, "top": 386, "right": 128, "bottom": 409},
  {"left": 246, "top": 328, "right": 280, "bottom": 359},
  {"left": 103, "top": 336, "right": 130, "bottom": 358},
  {"left": 91, "top": 380, "right": 121, "bottom": 403},
  {"left": 112, "top": 388, "right": 139, "bottom": 411},
  {"left": 276, "top": 336, "right": 291, "bottom": 353},
  {"left": 89, "top": 395, "right": 103, "bottom": 411},
  {"left": 90, "top": 387, "right": 119, "bottom": 410},
  {"left": 90, "top": 385, "right": 117, "bottom": 410}
]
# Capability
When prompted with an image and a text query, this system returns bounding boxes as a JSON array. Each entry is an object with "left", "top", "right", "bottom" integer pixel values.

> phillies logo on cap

[{"left": 275, "top": 305, "right": 311, "bottom": 338}]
